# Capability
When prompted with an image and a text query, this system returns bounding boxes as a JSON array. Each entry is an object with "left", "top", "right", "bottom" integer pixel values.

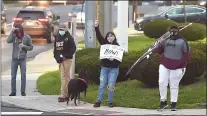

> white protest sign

[{"left": 100, "top": 44, "right": 125, "bottom": 62}]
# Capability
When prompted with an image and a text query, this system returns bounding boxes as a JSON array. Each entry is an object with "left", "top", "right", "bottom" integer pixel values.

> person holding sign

[{"left": 93, "top": 20, "right": 122, "bottom": 108}]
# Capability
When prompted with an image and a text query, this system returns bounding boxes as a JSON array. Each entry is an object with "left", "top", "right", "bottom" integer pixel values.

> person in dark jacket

[
  {"left": 156, "top": 25, "right": 190, "bottom": 111},
  {"left": 7, "top": 24, "right": 33, "bottom": 96},
  {"left": 53, "top": 24, "right": 76, "bottom": 102},
  {"left": 93, "top": 20, "right": 121, "bottom": 108}
]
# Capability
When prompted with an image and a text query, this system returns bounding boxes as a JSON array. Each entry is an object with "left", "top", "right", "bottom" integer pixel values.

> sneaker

[
  {"left": 93, "top": 102, "right": 101, "bottom": 107},
  {"left": 108, "top": 103, "right": 114, "bottom": 108},
  {"left": 171, "top": 102, "right": 177, "bottom": 111},
  {"left": 9, "top": 92, "right": 16, "bottom": 96},
  {"left": 157, "top": 101, "right": 168, "bottom": 111},
  {"left": 58, "top": 97, "right": 66, "bottom": 102},
  {"left": 21, "top": 92, "right": 26, "bottom": 96}
]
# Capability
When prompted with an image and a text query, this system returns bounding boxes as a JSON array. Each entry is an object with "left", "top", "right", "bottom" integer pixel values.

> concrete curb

[{"left": 2, "top": 96, "right": 206, "bottom": 115}]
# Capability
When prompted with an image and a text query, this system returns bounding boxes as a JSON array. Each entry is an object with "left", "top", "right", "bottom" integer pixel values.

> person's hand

[
  {"left": 94, "top": 20, "right": 99, "bottom": 27},
  {"left": 62, "top": 56, "right": 67, "bottom": 61},
  {"left": 12, "top": 27, "right": 18, "bottom": 33},
  {"left": 19, "top": 43, "right": 26, "bottom": 48},
  {"left": 109, "top": 58, "right": 114, "bottom": 61}
]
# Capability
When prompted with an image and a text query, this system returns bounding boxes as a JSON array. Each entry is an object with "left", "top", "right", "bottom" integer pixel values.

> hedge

[
  {"left": 143, "top": 19, "right": 178, "bottom": 39},
  {"left": 75, "top": 44, "right": 206, "bottom": 87},
  {"left": 144, "top": 20, "right": 206, "bottom": 41}
]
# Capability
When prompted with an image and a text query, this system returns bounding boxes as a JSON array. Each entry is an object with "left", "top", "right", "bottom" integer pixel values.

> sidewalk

[
  {"left": 2, "top": 95, "right": 206, "bottom": 115},
  {"left": 1, "top": 49, "right": 58, "bottom": 75}
]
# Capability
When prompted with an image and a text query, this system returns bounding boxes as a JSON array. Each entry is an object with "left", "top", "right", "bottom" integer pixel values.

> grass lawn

[
  {"left": 78, "top": 35, "right": 155, "bottom": 51},
  {"left": 37, "top": 70, "right": 206, "bottom": 109},
  {"left": 36, "top": 35, "right": 206, "bottom": 109}
]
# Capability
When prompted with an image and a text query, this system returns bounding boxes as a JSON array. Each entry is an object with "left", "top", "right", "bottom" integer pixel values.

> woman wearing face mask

[
  {"left": 93, "top": 20, "right": 121, "bottom": 108},
  {"left": 53, "top": 24, "right": 76, "bottom": 102},
  {"left": 156, "top": 25, "right": 190, "bottom": 111}
]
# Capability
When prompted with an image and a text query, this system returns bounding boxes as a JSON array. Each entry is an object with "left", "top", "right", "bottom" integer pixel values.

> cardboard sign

[{"left": 100, "top": 44, "right": 125, "bottom": 62}]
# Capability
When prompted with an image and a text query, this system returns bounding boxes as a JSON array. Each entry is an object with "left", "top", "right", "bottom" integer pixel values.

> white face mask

[{"left": 59, "top": 30, "right": 65, "bottom": 36}]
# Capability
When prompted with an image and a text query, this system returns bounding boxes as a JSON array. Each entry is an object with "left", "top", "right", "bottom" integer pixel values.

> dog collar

[{"left": 78, "top": 78, "right": 87, "bottom": 84}]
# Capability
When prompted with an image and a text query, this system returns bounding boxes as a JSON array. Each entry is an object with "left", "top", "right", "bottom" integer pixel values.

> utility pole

[
  {"left": 96, "top": 1, "right": 99, "bottom": 20},
  {"left": 104, "top": 1, "right": 113, "bottom": 35},
  {"left": 117, "top": 1, "right": 128, "bottom": 52},
  {"left": 70, "top": 16, "right": 77, "bottom": 79},
  {"left": 184, "top": 0, "right": 187, "bottom": 23},
  {"left": 133, "top": 0, "right": 138, "bottom": 23},
  {"left": 0, "top": 0, "right": 2, "bottom": 76},
  {"left": 98, "top": 1, "right": 104, "bottom": 37},
  {"left": 84, "top": 1, "right": 96, "bottom": 48}
]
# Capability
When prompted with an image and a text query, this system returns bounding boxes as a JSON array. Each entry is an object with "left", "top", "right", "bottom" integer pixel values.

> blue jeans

[
  {"left": 11, "top": 59, "right": 26, "bottom": 93},
  {"left": 97, "top": 67, "right": 119, "bottom": 104}
]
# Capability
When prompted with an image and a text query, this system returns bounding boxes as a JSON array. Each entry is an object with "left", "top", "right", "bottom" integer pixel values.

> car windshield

[{"left": 17, "top": 11, "right": 45, "bottom": 20}]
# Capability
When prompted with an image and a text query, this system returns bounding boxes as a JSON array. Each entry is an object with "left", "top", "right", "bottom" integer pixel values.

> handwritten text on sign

[{"left": 100, "top": 44, "right": 125, "bottom": 62}]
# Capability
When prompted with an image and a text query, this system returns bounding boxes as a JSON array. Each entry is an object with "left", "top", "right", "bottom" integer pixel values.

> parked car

[
  {"left": 134, "top": 5, "right": 206, "bottom": 31},
  {"left": 1, "top": 1, "right": 7, "bottom": 34},
  {"left": 13, "top": 6, "right": 60, "bottom": 43},
  {"left": 68, "top": 4, "right": 85, "bottom": 29}
]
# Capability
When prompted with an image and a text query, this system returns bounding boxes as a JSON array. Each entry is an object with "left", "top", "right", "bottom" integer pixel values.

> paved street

[{"left": 2, "top": 102, "right": 75, "bottom": 115}]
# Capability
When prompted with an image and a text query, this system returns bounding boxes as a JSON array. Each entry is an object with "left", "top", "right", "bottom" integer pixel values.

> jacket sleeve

[
  {"left": 53, "top": 39, "right": 56, "bottom": 57},
  {"left": 7, "top": 32, "right": 15, "bottom": 43},
  {"left": 23, "top": 35, "right": 33, "bottom": 51},
  {"left": 179, "top": 40, "right": 190, "bottom": 66},
  {"left": 155, "top": 43, "right": 164, "bottom": 54},
  {"left": 64, "top": 34, "right": 76, "bottom": 58},
  {"left": 95, "top": 26, "right": 105, "bottom": 45}
]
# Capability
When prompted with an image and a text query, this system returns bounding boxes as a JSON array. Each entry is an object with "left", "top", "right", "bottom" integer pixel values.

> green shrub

[
  {"left": 75, "top": 48, "right": 101, "bottom": 84},
  {"left": 179, "top": 23, "right": 206, "bottom": 41},
  {"left": 179, "top": 1, "right": 199, "bottom": 5},
  {"left": 75, "top": 48, "right": 147, "bottom": 84},
  {"left": 143, "top": 19, "right": 178, "bottom": 39},
  {"left": 189, "top": 42, "right": 206, "bottom": 53},
  {"left": 134, "top": 48, "right": 206, "bottom": 87}
]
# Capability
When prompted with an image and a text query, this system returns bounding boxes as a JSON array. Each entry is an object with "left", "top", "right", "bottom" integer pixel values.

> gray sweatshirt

[
  {"left": 156, "top": 35, "right": 190, "bottom": 69},
  {"left": 7, "top": 32, "right": 33, "bottom": 60}
]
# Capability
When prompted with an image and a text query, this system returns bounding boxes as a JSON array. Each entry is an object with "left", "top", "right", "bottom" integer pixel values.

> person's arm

[
  {"left": 64, "top": 34, "right": 76, "bottom": 58},
  {"left": 22, "top": 35, "right": 33, "bottom": 51},
  {"left": 53, "top": 38, "right": 56, "bottom": 57},
  {"left": 155, "top": 43, "right": 164, "bottom": 54},
  {"left": 180, "top": 40, "right": 190, "bottom": 64},
  {"left": 95, "top": 25, "right": 105, "bottom": 45},
  {"left": 7, "top": 32, "right": 15, "bottom": 43}
]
